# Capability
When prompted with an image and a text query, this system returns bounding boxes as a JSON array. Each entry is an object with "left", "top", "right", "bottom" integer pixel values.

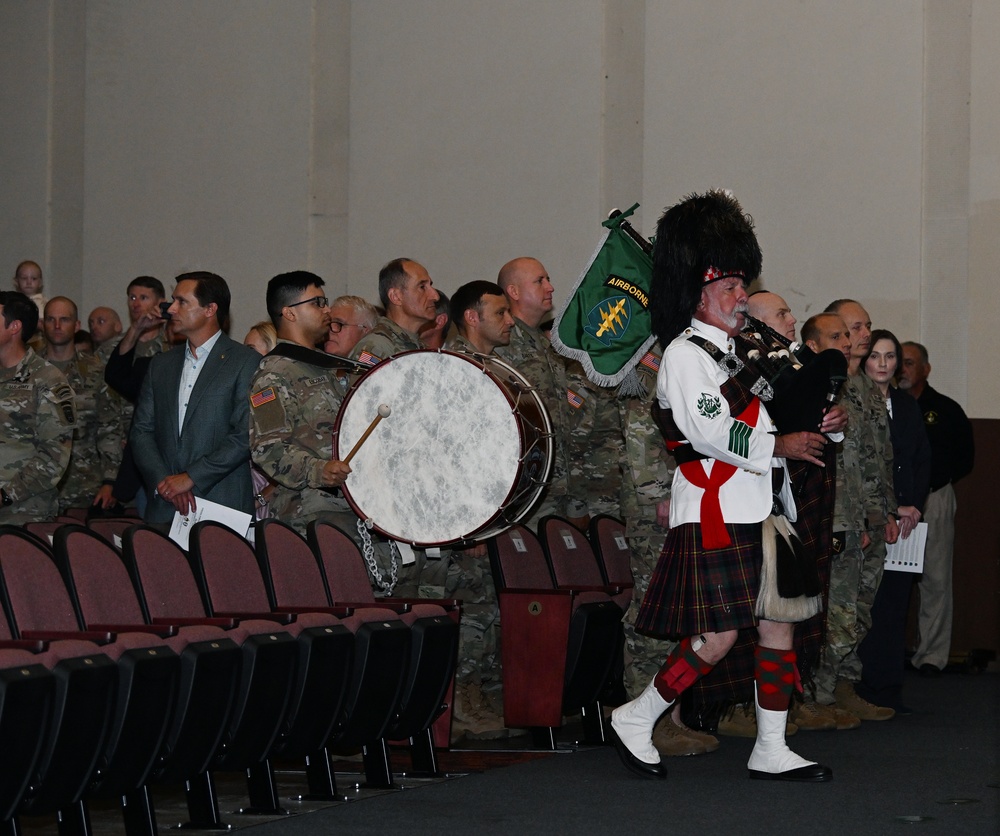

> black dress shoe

[
  {"left": 919, "top": 664, "right": 942, "bottom": 678},
  {"left": 609, "top": 727, "right": 667, "bottom": 780},
  {"left": 749, "top": 763, "right": 833, "bottom": 782}
]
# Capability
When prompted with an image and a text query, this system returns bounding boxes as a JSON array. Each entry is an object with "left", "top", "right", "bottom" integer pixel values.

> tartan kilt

[{"left": 636, "top": 521, "right": 763, "bottom": 638}]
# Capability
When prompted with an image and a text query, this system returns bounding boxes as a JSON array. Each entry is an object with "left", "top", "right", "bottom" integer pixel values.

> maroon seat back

[
  {"left": 487, "top": 525, "right": 554, "bottom": 591},
  {"left": 54, "top": 525, "right": 147, "bottom": 625},
  {"left": 589, "top": 515, "right": 633, "bottom": 610},
  {"left": 0, "top": 527, "right": 81, "bottom": 634},
  {"left": 307, "top": 522, "right": 375, "bottom": 604},
  {"left": 189, "top": 521, "right": 272, "bottom": 614},
  {"left": 539, "top": 516, "right": 607, "bottom": 590},
  {"left": 21, "top": 521, "right": 61, "bottom": 545},
  {"left": 86, "top": 518, "right": 135, "bottom": 548},
  {"left": 254, "top": 520, "right": 332, "bottom": 609},
  {"left": 124, "top": 526, "right": 209, "bottom": 620}
]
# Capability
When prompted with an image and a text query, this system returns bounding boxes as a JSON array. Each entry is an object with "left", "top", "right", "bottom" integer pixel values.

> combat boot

[{"left": 834, "top": 679, "right": 895, "bottom": 721}]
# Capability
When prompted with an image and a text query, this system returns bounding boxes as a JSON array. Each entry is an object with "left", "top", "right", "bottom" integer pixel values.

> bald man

[
  {"left": 494, "top": 257, "right": 587, "bottom": 528},
  {"left": 87, "top": 307, "right": 123, "bottom": 349},
  {"left": 747, "top": 291, "right": 797, "bottom": 341}
]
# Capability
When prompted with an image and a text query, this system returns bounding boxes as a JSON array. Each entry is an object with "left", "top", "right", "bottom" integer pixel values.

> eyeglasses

[
  {"left": 286, "top": 296, "right": 329, "bottom": 310},
  {"left": 328, "top": 319, "right": 368, "bottom": 333}
]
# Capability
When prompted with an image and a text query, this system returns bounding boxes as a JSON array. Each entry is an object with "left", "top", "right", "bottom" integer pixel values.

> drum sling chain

[{"left": 357, "top": 517, "right": 400, "bottom": 596}]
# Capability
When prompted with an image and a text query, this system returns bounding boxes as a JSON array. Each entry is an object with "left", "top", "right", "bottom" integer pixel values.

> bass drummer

[{"left": 248, "top": 271, "right": 356, "bottom": 536}]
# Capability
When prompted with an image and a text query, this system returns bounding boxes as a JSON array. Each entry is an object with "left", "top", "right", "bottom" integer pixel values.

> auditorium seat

[
  {"left": 538, "top": 515, "right": 625, "bottom": 743},
  {"left": 53, "top": 523, "right": 243, "bottom": 832},
  {"left": 588, "top": 514, "right": 634, "bottom": 706},
  {"left": 588, "top": 514, "right": 634, "bottom": 612},
  {"left": 0, "top": 526, "right": 147, "bottom": 836},
  {"left": 85, "top": 517, "right": 136, "bottom": 548},
  {"left": 486, "top": 525, "right": 568, "bottom": 748},
  {"left": 254, "top": 519, "right": 414, "bottom": 788},
  {"left": 307, "top": 520, "right": 460, "bottom": 773},
  {"left": 21, "top": 520, "right": 61, "bottom": 544},
  {"left": 0, "top": 648, "right": 55, "bottom": 832},
  {"left": 122, "top": 525, "right": 299, "bottom": 826},
  {"left": 188, "top": 520, "right": 355, "bottom": 801}
]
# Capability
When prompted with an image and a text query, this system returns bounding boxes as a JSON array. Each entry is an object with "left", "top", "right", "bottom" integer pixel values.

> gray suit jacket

[{"left": 130, "top": 332, "right": 261, "bottom": 524}]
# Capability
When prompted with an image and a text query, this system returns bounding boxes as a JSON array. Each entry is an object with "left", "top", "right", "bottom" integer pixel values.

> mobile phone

[{"left": 158, "top": 301, "right": 172, "bottom": 320}]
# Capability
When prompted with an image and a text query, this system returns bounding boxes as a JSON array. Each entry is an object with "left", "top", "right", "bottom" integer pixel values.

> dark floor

[{"left": 17, "top": 667, "right": 999, "bottom": 835}]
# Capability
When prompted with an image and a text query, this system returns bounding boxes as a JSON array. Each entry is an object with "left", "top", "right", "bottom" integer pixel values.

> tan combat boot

[{"left": 833, "top": 680, "right": 895, "bottom": 721}]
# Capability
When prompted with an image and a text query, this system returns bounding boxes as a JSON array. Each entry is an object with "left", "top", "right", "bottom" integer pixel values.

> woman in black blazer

[{"left": 857, "top": 330, "right": 931, "bottom": 712}]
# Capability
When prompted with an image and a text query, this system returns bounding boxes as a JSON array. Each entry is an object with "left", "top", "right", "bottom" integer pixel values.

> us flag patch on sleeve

[
  {"left": 639, "top": 351, "right": 660, "bottom": 372},
  {"left": 357, "top": 351, "right": 381, "bottom": 368},
  {"left": 567, "top": 389, "right": 585, "bottom": 409},
  {"left": 250, "top": 388, "right": 276, "bottom": 408}
]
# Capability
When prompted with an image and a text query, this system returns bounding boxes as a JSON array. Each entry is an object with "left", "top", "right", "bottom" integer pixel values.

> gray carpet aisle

[{"left": 248, "top": 670, "right": 998, "bottom": 836}]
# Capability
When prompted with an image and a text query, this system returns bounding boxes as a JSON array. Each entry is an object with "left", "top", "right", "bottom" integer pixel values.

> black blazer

[
  {"left": 130, "top": 332, "right": 260, "bottom": 523},
  {"left": 887, "top": 385, "right": 931, "bottom": 513}
]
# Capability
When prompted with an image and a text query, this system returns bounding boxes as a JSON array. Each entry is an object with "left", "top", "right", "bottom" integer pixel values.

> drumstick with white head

[{"left": 342, "top": 403, "right": 391, "bottom": 464}]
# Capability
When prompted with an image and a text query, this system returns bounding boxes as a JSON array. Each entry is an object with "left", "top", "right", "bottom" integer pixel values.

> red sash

[{"left": 666, "top": 396, "right": 761, "bottom": 549}]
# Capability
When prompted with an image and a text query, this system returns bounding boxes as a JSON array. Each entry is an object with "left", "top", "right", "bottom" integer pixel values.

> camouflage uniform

[
  {"left": 46, "top": 352, "right": 124, "bottom": 512},
  {"left": 441, "top": 332, "right": 505, "bottom": 717},
  {"left": 349, "top": 315, "right": 421, "bottom": 368},
  {"left": 248, "top": 341, "right": 358, "bottom": 536},
  {"left": 0, "top": 348, "right": 75, "bottom": 524},
  {"left": 566, "top": 360, "right": 623, "bottom": 519},
  {"left": 495, "top": 318, "right": 585, "bottom": 527},
  {"left": 618, "top": 346, "right": 678, "bottom": 698},
  {"left": 814, "top": 372, "right": 897, "bottom": 703}
]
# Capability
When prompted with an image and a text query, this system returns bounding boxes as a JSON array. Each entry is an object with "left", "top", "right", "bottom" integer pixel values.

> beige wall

[{"left": 1, "top": 0, "right": 996, "bottom": 415}]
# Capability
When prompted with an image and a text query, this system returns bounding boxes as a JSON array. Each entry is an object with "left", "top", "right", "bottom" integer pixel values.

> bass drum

[{"left": 333, "top": 349, "right": 553, "bottom": 547}]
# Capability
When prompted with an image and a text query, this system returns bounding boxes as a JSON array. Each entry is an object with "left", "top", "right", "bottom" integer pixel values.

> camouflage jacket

[
  {"left": 46, "top": 351, "right": 125, "bottom": 509},
  {"left": 0, "top": 348, "right": 75, "bottom": 520},
  {"left": 565, "top": 360, "right": 623, "bottom": 518},
  {"left": 349, "top": 316, "right": 421, "bottom": 369},
  {"left": 833, "top": 373, "right": 898, "bottom": 532},
  {"left": 495, "top": 318, "right": 578, "bottom": 513},
  {"left": 619, "top": 345, "right": 674, "bottom": 537},
  {"left": 249, "top": 341, "right": 352, "bottom": 524}
]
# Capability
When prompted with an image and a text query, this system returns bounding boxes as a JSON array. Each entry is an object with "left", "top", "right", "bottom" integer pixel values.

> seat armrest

[
  {"left": 389, "top": 596, "right": 461, "bottom": 611},
  {"left": 214, "top": 610, "right": 296, "bottom": 626},
  {"left": 0, "top": 639, "right": 49, "bottom": 652},
  {"left": 334, "top": 599, "right": 411, "bottom": 614},
  {"left": 273, "top": 605, "right": 353, "bottom": 618},
  {"left": 498, "top": 587, "right": 571, "bottom": 597},
  {"left": 89, "top": 622, "right": 179, "bottom": 638},
  {"left": 151, "top": 616, "right": 239, "bottom": 629},
  {"left": 21, "top": 629, "right": 115, "bottom": 645}
]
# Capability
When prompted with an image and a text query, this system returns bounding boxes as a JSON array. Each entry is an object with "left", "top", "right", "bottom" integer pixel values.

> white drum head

[{"left": 336, "top": 351, "right": 523, "bottom": 545}]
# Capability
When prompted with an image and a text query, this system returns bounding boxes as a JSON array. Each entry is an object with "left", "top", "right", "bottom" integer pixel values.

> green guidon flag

[{"left": 551, "top": 204, "right": 655, "bottom": 393}]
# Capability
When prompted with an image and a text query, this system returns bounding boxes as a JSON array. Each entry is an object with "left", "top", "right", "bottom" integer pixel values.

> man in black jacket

[{"left": 898, "top": 341, "right": 975, "bottom": 676}]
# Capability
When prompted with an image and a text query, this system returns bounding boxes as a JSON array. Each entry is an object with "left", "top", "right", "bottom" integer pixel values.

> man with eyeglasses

[
  {"left": 323, "top": 295, "right": 377, "bottom": 358},
  {"left": 249, "top": 271, "right": 358, "bottom": 535},
  {"left": 349, "top": 258, "right": 440, "bottom": 370}
]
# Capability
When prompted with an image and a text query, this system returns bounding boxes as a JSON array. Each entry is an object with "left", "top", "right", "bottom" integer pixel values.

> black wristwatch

[{"left": 0, "top": 487, "right": 12, "bottom": 507}]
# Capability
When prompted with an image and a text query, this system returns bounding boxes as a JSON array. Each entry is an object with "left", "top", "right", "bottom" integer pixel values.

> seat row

[
  {"left": 488, "top": 514, "right": 633, "bottom": 749},
  {"left": 0, "top": 519, "right": 460, "bottom": 836}
]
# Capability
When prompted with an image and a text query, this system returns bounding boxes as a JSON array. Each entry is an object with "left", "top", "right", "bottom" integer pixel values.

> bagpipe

[{"left": 736, "top": 314, "right": 848, "bottom": 434}]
